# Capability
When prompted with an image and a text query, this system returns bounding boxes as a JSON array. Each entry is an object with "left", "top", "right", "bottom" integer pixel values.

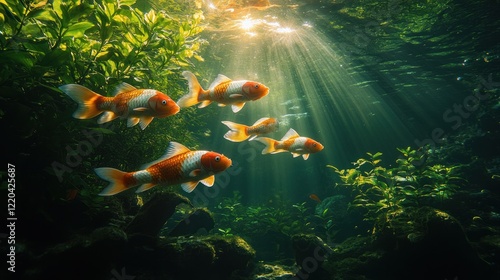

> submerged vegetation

[
  {"left": 213, "top": 191, "right": 315, "bottom": 238},
  {"left": 328, "top": 147, "right": 464, "bottom": 235},
  {"left": 1, "top": 0, "right": 206, "bottom": 199}
]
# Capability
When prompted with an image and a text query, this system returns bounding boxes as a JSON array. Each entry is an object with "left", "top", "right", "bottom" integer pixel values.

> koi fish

[
  {"left": 59, "top": 83, "right": 180, "bottom": 130},
  {"left": 254, "top": 128, "right": 324, "bottom": 160},
  {"left": 221, "top": 117, "right": 279, "bottom": 142},
  {"left": 309, "top": 194, "right": 322, "bottom": 203},
  {"left": 95, "top": 142, "right": 232, "bottom": 196},
  {"left": 177, "top": 71, "right": 269, "bottom": 113}
]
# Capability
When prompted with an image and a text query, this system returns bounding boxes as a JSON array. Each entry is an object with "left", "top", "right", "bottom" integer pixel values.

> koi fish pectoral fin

[
  {"left": 201, "top": 175, "right": 215, "bottom": 187},
  {"left": 231, "top": 102, "right": 246, "bottom": 113},
  {"left": 292, "top": 153, "right": 302, "bottom": 158},
  {"left": 229, "top": 94, "right": 244, "bottom": 99},
  {"left": 127, "top": 117, "right": 140, "bottom": 127},
  {"left": 181, "top": 181, "right": 200, "bottom": 193},
  {"left": 139, "top": 116, "right": 154, "bottom": 130},
  {"left": 97, "top": 111, "right": 119, "bottom": 124},
  {"left": 198, "top": 100, "right": 212, "bottom": 108},
  {"left": 302, "top": 154, "right": 310, "bottom": 160},
  {"left": 189, "top": 169, "right": 202, "bottom": 177},
  {"left": 136, "top": 183, "right": 156, "bottom": 193}
]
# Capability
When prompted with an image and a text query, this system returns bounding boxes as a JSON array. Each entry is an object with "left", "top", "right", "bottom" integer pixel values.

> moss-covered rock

[
  {"left": 291, "top": 234, "right": 333, "bottom": 280},
  {"left": 168, "top": 208, "right": 215, "bottom": 236},
  {"left": 325, "top": 208, "right": 498, "bottom": 280},
  {"left": 125, "top": 192, "right": 191, "bottom": 237}
]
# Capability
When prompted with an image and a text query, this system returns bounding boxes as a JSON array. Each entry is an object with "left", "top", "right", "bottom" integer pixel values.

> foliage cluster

[
  {"left": 0, "top": 0, "right": 205, "bottom": 88},
  {"left": 0, "top": 0, "right": 207, "bottom": 201},
  {"left": 328, "top": 147, "right": 464, "bottom": 234},
  {"left": 212, "top": 191, "right": 314, "bottom": 238}
]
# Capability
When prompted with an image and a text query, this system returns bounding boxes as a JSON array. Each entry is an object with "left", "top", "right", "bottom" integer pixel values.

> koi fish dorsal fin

[
  {"left": 209, "top": 74, "right": 232, "bottom": 90},
  {"left": 252, "top": 117, "right": 271, "bottom": 126},
  {"left": 113, "top": 82, "right": 137, "bottom": 96},
  {"left": 281, "top": 128, "right": 300, "bottom": 141},
  {"left": 141, "top": 142, "right": 191, "bottom": 169},
  {"left": 164, "top": 141, "right": 191, "bottom": 159}
]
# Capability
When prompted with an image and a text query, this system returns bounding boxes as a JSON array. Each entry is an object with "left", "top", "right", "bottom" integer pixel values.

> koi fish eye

[
  {"left": 254, "top": 84, "right": 259, "bottom": 89},
  {"left": 161, "top": 100, "right": 167, "bottom": 105},
  {"left": 312, "top": 143, "right": 317, "bottom": 147},
  {"left": 214, "top": 156, "right": 221, "bottom": 162}
]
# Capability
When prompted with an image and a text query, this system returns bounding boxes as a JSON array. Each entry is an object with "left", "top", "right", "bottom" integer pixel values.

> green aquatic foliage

[
  {"left": 0, "top": 0, "right": 205, "bottom": 88},
  {"left": 327, "top": 147, "right": 464, "bottom": 233},
  {"left": 0, "top": 0, "right": 207, "bottom": 203},
  {"left": 213, "top": 191, "right": 314, "bottom": 238}
]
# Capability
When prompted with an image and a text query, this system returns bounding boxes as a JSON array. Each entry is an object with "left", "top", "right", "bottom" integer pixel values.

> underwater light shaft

[{"left": 197, "top": 2, "right": 416, "bottom": 202}]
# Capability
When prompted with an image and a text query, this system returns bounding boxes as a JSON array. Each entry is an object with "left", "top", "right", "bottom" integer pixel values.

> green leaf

[{"left": 64, "top": 21, "right": 94, "bottom": 38}]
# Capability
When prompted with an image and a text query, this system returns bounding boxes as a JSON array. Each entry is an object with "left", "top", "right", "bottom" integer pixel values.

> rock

[
  {"left": 24, "top": 226, "right": 128, "bottom": 280},
  {"left": 291, "top": 234, "right": 333, "bottom": 280},
  {"left": 253, "top": 263, "right": 296, "bottom": 279},
  {"left": 125, "top": 192, "right": 191, "bottom": 237},
  {"left": 168, "top": 208, "right": 215, "bottom": 236},
  {"left": 325, "top": 207, "right": 499, "bottom": 280},
  {"left": 156, "top": 235, "right": 256, "bottom": 279}
]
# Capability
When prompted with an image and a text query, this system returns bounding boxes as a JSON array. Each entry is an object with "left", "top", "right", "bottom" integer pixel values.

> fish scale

[
  {"left": 127, "top": 89, "right": 157, "bottom": 110},
  {"left": 210, "top": 80, "right": 247, "bottom": 101},
  {"left": 145, "top": 151, "right": 206, "bottom": 184},
  {"left": 280, "top": 137, "right": 307, "bottom": 151}
]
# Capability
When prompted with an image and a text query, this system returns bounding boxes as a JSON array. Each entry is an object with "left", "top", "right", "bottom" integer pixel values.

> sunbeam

[{"left": 195, "top": 1, "right": 418, "bottom": 202}]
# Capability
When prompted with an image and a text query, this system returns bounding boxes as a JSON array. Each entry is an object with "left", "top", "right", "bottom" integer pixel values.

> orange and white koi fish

[
  {"left": 309, "top": 194, "right": 322, "bottom": 203},
  {"left": 59, "top": 83, "right": 180, "bottom": 130},
  {"left": 177, "top": 71, "right": 269, "bottom": 113},
  {"left": 254, "top": 128, "right": 324, "bottom": 160},
  {"left": 221, "top": 117, "right": 279, "bottom": 142},
  {"left": 95, "top": 142, "right": 232, "bottom": 196}
]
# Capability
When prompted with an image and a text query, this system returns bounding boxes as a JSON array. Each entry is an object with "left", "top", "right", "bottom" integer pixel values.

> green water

[{"left": 1, "top": 0, "right": 500, "bottom": 279}]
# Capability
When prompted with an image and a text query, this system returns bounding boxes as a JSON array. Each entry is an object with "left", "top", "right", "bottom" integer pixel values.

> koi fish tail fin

[
  {"left": 221, "top": 121, "right": 249, "bottom": 142},
  {"left": 254, "top": 137, "right": 278, "bottom": 154},
  {"left": 177, "top": 71, "right": 204, "bottom": 108},
  {"left": 59, "top": 84, "right": 104, "bottom": 119},
  {"left": 95, "top": 167, "right": 133, "bottom": 196}
]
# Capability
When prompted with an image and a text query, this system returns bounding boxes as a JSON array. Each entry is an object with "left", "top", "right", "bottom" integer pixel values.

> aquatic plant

[
  {"left": 0, "top": 0, "right": 205, "bottom": 87},
  {"left": 327, "top": 147, "right": 464, "bottom": 234},
  {"left": 213, "top": 191, "right": 315, "bottom": 239},
  {"left": 0, "top": 0, "right": 207, "bottom": 209}
]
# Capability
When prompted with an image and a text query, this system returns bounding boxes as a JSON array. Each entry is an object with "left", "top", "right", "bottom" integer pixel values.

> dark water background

[
  {"left": 1, "top": 0, "right": 500, "bottom": 279},
  {"left": 182, "top": 0, "right": 500, "bottom": 204}
]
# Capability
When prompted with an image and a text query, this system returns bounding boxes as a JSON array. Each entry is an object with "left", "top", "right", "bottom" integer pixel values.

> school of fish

[{"left": 60, "top": 71, "right": 324, "bottom": 195}]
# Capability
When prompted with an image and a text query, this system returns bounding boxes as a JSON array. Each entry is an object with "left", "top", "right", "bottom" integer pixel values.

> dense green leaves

[
  {"left": 0, "top": 0, "right": 207, "bottom": 201},
  {"left": 328, "top": 147, "right": 464, "bottom": 234}
]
